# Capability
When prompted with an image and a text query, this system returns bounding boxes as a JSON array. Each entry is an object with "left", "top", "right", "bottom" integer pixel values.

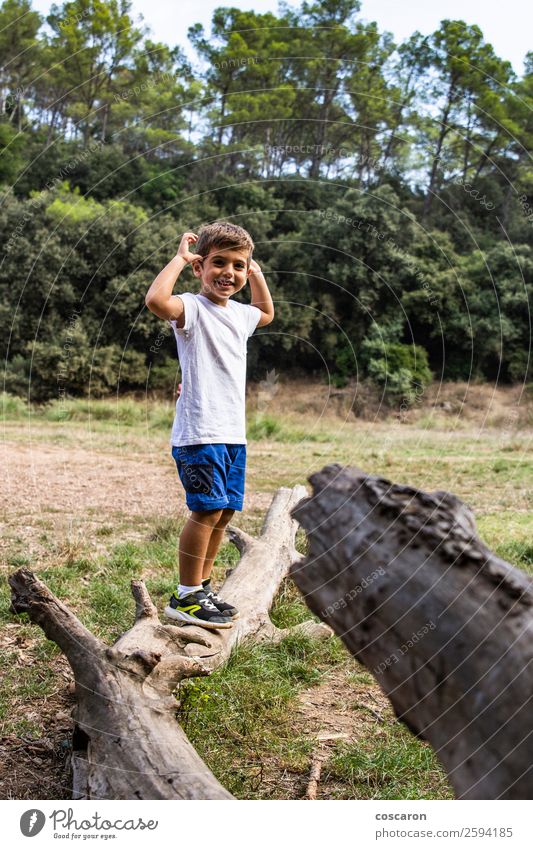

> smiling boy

[{"left": 145, "top": 222, "right": 274, "bottom": 628}]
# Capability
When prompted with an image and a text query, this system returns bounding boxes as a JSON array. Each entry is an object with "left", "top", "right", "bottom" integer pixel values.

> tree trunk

[
  {"left": 9, "top": 485, "right": 330, "bottom": 801},
  {"left": 422, "top": 83, "right": 456, "bottom": 221},
  {"left": 290, "top": 464, "right": 533, "bottom": 800}
]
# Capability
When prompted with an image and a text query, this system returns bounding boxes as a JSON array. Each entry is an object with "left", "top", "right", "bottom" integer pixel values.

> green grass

[
  {"left": 246, "top": 412, "right": 332, "bottom": 442},
  {"left": 43, "top": 397, "right": 175, "bottom": 429},
  {"left": 494, "top": 540, "right": 533, "bottom": 573},
  {"left": 326, "top": 728, "right": 453, "bottom": 799},
  {"left": 0, "top": 392, "right": 29, "bottom": 418},
  {"left": 477, "top": 512, "right": 533, "bottom": 576},
  {"left": 177, "top": 631, "right": 343, "bottom": 798},
  {"left": 0, "top": 637, "right": 61, "bottom": 737},
  {"left": 270, "top": 579, "right": 317, "bottom": 629},
  {"left": 0, "top": 392, "right": 175, "bottom": 430}
]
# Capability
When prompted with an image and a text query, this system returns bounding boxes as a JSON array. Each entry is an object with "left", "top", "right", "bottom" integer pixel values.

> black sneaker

[
  {"left": 164, "top": 589, "right": 233, "bottom": 629},
  {"left": 202, "top": 580, "right": 239, "bottom": 620}
]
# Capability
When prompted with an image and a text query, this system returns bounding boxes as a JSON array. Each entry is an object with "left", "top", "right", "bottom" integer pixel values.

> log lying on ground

[
  {"left": 9, "top": 485, "right": 330, "bottom": 801},
  {"left": 290, "top": 464, "right": 533, "bottom": 800}
]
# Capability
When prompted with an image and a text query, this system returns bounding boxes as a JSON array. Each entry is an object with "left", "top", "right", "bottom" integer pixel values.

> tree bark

[
  {"left": 9, "top": 485, "right": 330, "bottom": 800},
  {"left": 290, "top": 464, "right": 533, "bottom": 800}
]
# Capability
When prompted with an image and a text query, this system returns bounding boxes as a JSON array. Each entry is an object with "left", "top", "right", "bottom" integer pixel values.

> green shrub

[
  {"left": 362, "top": 330, "right": 432, "bottom": 406},
  {"left": 25, "top": 323, "right": 148, "bottom": 401},
  {"left": 247, "top": 413, "right": 284, "bottom": 440},
  {"left": 147, "top": 357, "right": 181, "bottom": 392},
  {"left": 332, "top": 340, "right": 357, "bottom": 387},
  {"left": 0, "top": 392, "right": 29, "bottom": 418}
]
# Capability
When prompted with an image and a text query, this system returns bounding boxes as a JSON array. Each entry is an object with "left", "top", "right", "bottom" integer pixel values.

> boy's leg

[
  {"left": 201, "top": 508, "right": 235, "bottom": 582},
  {"left": 167, "top": 444, "right": 242, "bottom": 626},
  {"left": 200, "top": 508, "right": 239, "bottom": 620},
  {"left": 165, "top": 508, "right": 233, "bottom": 629},
  {"left": 196, "top": 445, "right": 245, "bottom": 619},
  {"left": 178, "top": 508, "right": 224, "bottom": 587}
]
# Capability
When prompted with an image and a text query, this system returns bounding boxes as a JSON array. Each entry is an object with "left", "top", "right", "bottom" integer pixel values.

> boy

[{"left": 145, "top": 222, "right": 274, "bottom": 629}]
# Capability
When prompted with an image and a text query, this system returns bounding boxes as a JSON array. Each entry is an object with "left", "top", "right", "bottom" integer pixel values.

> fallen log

[
  {"left": 290, "top": 464, "right": 533, "bottom": 800},
  {"left": 9, "top": 485, "right": 330, "bottom": 800}
]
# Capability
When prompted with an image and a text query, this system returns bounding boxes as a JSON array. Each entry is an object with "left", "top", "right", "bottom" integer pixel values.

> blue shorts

[{"left": 171, "top": 443, "right": 247, "bottom": 512}]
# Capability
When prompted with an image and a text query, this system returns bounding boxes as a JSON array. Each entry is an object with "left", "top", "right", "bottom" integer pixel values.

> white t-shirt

[{"left": 169, "top": 292, "right": 262, "bottom": 446}]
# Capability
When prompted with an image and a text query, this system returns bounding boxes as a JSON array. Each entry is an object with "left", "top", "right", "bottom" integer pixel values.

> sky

[{"left": 30, "top": 0, "right": 531, "bottom": 75}]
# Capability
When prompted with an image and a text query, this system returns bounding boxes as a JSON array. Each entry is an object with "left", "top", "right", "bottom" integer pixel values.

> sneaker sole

[{"left": 164, "top": 606, "right": 234, "bottom": 629}]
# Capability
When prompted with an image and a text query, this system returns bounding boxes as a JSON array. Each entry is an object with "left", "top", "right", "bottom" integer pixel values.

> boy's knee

[
  {"left": 192, "top": 508, "right": 224, "bottom": 526},
  {"left": 219, "top": 508, "right": 235, "bottom": 526},
  {"left": 190, "top": 507, "right": 234, "bottom": 528}
]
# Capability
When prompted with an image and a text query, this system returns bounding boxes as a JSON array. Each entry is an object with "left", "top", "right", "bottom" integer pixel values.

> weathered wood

[
  {"left": 290, "top": 464, "right": 533, "bottom": 800},
  {"left": 9, "top": 485, "right": 328, "bottom": 800},
  {"left": 305, "top": 752, "right": 323, "bottom": 800}
]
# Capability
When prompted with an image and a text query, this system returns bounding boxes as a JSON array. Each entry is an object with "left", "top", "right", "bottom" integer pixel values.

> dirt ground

[
  {"left": 0, "top": 652, "right": 74, "bottom": 800},
  {"left": 0, "top": 435, "right": 274, "bottom": 567}
]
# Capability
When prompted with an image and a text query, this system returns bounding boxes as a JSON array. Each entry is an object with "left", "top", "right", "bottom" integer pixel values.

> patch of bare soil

[
  {"left": 0, "top": 442, "right": 183, "bottom": 519},
  {"left": 292, "top": 667, "right": 392, "bottom": 800},
  {"left": 0, "top": 440, "right": 270, "bottom": 565},
  {"left": 252, "top": 663, "right": 392, "bottom": 800},
  {"left": 0, "top": 655, "right": 74, "bottom": 800}
]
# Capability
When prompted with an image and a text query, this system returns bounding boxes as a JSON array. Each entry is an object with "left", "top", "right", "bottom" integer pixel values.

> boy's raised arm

[
  {"left": 248, "top": 259, "right": 274, "bottom": 327},
  {"left": 145, "top": 232, "right": 203, "bottom": 323}
]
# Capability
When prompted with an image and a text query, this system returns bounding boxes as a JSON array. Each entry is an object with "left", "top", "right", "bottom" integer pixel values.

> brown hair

[{"left": 195, "top": 221, "right": 254, "bottom": 263}]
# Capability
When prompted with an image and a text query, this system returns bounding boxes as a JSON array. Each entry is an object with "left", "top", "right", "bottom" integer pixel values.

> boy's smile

[{"left": 193, "top": 247, "right": 250, "bottom": 307}]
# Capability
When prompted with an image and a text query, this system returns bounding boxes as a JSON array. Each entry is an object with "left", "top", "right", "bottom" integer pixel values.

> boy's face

[{"left": 192, "top": 246, "right": 250, "bottom": 306}]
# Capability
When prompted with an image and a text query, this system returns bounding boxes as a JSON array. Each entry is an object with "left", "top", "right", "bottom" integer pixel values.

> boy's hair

[{"left": 195, "top": 222, "right": 254, "bottom": 263}]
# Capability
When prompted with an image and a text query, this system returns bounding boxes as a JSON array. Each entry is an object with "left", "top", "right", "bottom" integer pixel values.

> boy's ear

[{"left": 191, "top": 258, "right": 203, "bottom": 278}]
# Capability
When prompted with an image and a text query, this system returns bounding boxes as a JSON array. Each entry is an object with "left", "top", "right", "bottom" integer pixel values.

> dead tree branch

[{"left": 290, "top": 464, "right": 533, "bottom": 800}]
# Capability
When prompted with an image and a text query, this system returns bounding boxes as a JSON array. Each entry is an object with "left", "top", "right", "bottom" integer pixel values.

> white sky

[{"left": 30, "top": 0, "right": 531, "bottom": 75}]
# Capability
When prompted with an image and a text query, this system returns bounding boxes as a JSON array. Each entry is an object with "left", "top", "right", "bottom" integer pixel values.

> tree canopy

[{"left": 1, "top": 0, "right": 531, "bottom": 402}]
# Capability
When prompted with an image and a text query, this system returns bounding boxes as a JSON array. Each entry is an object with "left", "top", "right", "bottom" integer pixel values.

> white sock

[{"left": 177, "top": 583, "right": 202, "bottom": 598}]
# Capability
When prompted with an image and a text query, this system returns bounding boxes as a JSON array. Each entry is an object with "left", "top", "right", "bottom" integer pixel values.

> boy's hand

[
  {"left": 248, "top": 258, "right": 262, "bottom": 276},
  {"left": 176, "top": 232, "right": 203, "bottom": 265}
]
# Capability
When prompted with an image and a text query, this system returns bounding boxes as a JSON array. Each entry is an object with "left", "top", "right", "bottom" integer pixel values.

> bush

[
  {"left": 22, "top": 322, "right": 149, "bottom": 401},
  {"left": 147, "top": 357, "right": 181, "bottom": 393},
  {"left": 362, "top": 331, "right": 432, "bottom": 406},
  {"left": 332, "top": 340, "right": 358, "bottom": 387},
  {"left": 0, "top": 392, "right": 29, "bottom": 418},
  {"left": 247, "top": 413, "right": 284, "bottom": 440}
]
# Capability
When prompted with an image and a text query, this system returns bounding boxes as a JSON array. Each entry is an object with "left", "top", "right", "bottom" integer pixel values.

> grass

[
  {"left": 176, "top": 629, "right": 344, "bottom": 799},
  {"left": 326, "top": 729, "right": 453, "bottom": 799},
  {"left": 0, "top": 392, "right": 175, "bottom": 430},
  {"left": 43, "top": 397, "right": 176, "bottom": 431},
  {"left": 1, "top": 392, "right": 29, "bottom": 418},
  {"left": 246, "top": 412, "right": 332, "bottom": 443},
  {"left": 1, "top": 389, "right": 531, "bottom": 798},
  {"left": 0, "top": 394, "right": 331, "bottom": 443},
  {"left": 177, "top": 581, "right": 450, "bottom": 799},
  {"left": 270, "top": 578, "right": 316, "bottom": 629}
]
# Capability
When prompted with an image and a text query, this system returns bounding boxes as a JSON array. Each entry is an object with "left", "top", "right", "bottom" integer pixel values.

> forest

[{"left": 1, "top": 0, "right": 532, "bottom": 403}]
